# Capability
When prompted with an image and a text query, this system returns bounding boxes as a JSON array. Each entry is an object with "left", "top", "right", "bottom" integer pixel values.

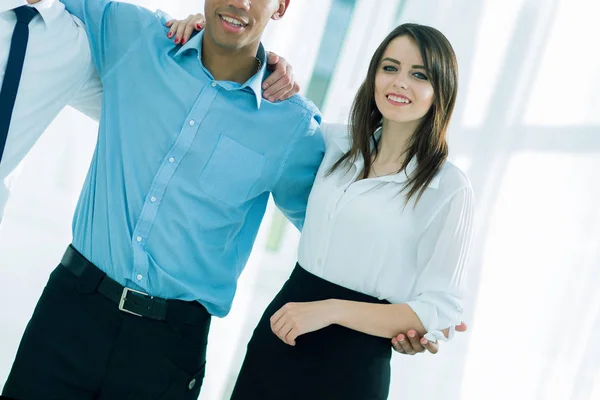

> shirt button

[
  {"left": 211, "top": 82, "right": 217, "bottom": 87},
  {"left": 189, "top": 119, "right": 195, "bottom": 126},
  {"left": 136, "top": 236, "right": 142, "bottom": 243},
  {"left": 317, "top": 258, "right": 323, "bottom": 266},
  {"left": 169, "top": 157, "right": 175, "bottom": 163},
  {"left": 150, "top": 196, "right": 157, "bottom": 203},
  {"left": 188, "top": 378, "right": 196, "bottom": 390},
  {"left": 136, "top": 274, "right": 143, "bottom": 281}
]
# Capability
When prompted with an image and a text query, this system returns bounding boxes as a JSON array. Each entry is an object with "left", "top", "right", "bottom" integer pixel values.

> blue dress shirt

[{"left": 60, "top": 0, "right": 325, "bottom": 317}]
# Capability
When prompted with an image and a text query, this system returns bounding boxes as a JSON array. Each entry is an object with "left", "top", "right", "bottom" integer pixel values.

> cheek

[
  {"left": 415, "top": 85, "right": 435, "bottom": 109},
  {"left": 374, "top": 72, "right": 392, "bottom": 94},
  {"left": 374, "top": 82, "right": 388, "bottom": 109}
]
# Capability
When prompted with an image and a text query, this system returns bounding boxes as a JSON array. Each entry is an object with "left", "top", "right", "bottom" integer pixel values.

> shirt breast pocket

[{"left": 199, "top": 135, "right": 266, "bottom": 206}]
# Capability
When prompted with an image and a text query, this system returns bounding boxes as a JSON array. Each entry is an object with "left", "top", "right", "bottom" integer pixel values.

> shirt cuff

[{"left": 406, "top": 300, "right": 461, "bottom": 342}]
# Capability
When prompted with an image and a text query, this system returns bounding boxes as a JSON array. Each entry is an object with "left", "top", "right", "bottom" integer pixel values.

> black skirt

[{"left": 231, "top": 264, "right": 392, "bottom": 400}]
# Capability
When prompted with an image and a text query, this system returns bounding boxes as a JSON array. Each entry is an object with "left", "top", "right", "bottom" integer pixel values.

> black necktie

[{"left": 0, "top": 6, "right": 39, "bottom": 164}]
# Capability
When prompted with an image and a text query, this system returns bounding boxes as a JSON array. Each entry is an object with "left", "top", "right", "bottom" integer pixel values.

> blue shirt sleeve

[
  {"left": 272, "top": 116, "right": 325, "bottom": 231},
  {"left": 60, "top": 0, "right": 159, "bottom": 78}
]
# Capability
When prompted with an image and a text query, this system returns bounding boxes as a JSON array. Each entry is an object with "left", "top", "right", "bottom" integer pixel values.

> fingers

[
  {"left": 391, "top": 335, "right": 406, "bottom": 354},
  {"left": 275, "top": 322, "right": 295, "bottom": 345},
  {"left": 407, "top": 330, "right": 426, "bottom": 353},
  {"left": 263, "top": 53, "right": 295, "bottom": 101},
  {"left": 270, "top": 311, "right": 286, "bottom": 333},
  {"left": 166, "top": 19, "right": 179, "bottom": 41},
  {"left": 285, "top": 328, "right": 298, "bottom": 346},
  {"left": 397, "top": 334, "right": 416, "bottom": 355},
  {"left": 182, "top": 20, "right": 197, "bottom": 43},
  {"left": 421, "top": 338, "right": 439, "bottom": 355},
  {"left": 263, "top": 65, "right": 294, "bottom": 102},
  {"left": 166, "top": 14, "right": 206, "bottom": 45},
  {"left": 182, "top": 15, "right": 205, "bottom": 43},
  {"left": 456, "top": 321, "right": 468, "bottom": 332},
  {"left": 271, "top": 313, "right": 296, "bottom": 346},
  {"left": 266, "top": 51, "right": 280, "bottom": 65},
  {"left": 291, "top": 82, "right": 300, "bottom": 96},
  {"left": 267, "top": 74, "right": 299, "bottom": 101},
  {"left": 175, "top": 16, "right": 191, "bottom": 45}
]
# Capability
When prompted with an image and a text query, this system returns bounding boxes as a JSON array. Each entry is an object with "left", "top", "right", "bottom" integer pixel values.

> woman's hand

[
  {"left": 270, "top": 300, "right": 336, "bottom": 346},
  {"left": 165, "top": 13, "right": 205, "bottom": 45}
]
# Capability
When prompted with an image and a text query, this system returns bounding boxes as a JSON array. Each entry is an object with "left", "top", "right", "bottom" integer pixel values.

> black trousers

[
  {"left": 2, "top": 263, "right": 211, "bottom": 400},
  {"left": 231, "top": 264, "right": 392, "bottom": 400}
]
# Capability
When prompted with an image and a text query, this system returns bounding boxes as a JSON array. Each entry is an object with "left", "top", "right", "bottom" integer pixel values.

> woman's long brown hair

[{"left": 328, "top": 23, "right": 459, "bottom": 204}]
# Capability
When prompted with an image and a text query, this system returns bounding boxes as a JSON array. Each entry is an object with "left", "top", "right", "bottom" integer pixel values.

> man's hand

[
  {"left": 391, "top": 322, "right": 468, "bottom": 355},
  {"left": 165, "top": 14, "right": 300, "bottom": 102},
  {"left": 262, "top": 51, "right": 299, "bottom": 102}
]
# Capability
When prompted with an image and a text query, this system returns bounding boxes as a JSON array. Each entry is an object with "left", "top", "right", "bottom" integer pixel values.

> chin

[
  {"left": 213, "top": 36, "right": 244, "bottom": 51},
  {"left": 381, "top": 112, "right": 412, "bottom": 123}
]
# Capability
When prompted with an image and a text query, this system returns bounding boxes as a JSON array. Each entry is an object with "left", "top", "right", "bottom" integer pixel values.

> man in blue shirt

[{"left": 3, "top": 0, "right": 325, "bottom": 399}]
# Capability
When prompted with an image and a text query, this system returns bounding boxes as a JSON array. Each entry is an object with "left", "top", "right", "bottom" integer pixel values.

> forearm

[{"left": 330, "top": 300, "right": 426, "bottom": 339}]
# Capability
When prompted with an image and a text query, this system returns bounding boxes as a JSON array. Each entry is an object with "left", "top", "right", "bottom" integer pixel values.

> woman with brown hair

[{"left": 231, "top": 23, "right": 475, "bottom": 400}]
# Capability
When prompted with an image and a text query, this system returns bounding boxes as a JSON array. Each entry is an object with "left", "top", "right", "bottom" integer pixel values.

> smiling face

[
  {"left": 374, "top": 35, "right": 435, "bottom": 130},
  {"left": 204, "top": 0, "right": 289, "bottom": 53}
]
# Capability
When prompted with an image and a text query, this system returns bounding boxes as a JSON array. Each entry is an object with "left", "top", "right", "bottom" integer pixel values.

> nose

[
  {"left": 225, "top": 0, "right": 251, "bottom": 11},
  {"left": 393, "top": 74, "right": 408, "bottom": 90}
]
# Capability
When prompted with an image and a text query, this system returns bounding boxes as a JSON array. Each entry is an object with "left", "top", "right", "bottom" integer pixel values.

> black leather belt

[{"left": 60, "top": 245, "right": 206, "bottom": 322}]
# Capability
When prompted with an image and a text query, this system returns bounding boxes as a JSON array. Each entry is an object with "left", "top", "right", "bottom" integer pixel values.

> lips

[
  {"left": 386, "top": 93, "right": 411, "bottom": 104},
  {"left": 386, "top": 93, "right": 412, "bottom": 107},
  {"left": 218, "top": 13, "right": 248, "bottom": 33}
]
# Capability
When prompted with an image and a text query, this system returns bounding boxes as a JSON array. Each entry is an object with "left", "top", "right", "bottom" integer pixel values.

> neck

[
  {"left": 376, "top": 119, "right": 418, "bottom": 164},
  {"left": 201, "top": 35, "right": 261, "bottom": 83}
]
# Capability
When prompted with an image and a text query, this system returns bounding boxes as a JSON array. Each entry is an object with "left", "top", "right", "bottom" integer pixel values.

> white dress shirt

[
  {"left": 0, "top": 0, "right": 102, "bottom": 225},
  {"left": 298, "top": 123, "right": 475, "bottom": 341}
]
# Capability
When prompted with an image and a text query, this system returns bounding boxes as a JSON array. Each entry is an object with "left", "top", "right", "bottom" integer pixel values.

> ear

[{"left": 271, "top": 0, "right": 290, "bottom": 20}]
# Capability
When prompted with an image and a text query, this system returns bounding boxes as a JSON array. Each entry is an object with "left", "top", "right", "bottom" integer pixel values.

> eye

[
  {"left": 413, "top": 72, "right": 428, "bottom": 80},
  {"left": 382, "top": 65, "right": 398, "bottom": 72}
]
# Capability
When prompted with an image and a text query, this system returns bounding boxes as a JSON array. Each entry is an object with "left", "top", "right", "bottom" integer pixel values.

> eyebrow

[{"left": 381, "top": 57, "right": 426, "bottom": 70}]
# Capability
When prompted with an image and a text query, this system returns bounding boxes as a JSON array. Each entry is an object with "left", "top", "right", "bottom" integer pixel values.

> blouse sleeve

[{"left": 405, "top": 185, "right": 475, "bottom": 342}]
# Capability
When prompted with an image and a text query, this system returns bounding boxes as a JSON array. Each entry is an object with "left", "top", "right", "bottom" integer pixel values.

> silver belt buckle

[{"left": 118, "top": 287, "right": 150, "bottom": 317}]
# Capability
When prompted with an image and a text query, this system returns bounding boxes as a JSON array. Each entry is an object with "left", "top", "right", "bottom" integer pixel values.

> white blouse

[{"left": 298, "top": 123, "right": 475, "bottom": 341}]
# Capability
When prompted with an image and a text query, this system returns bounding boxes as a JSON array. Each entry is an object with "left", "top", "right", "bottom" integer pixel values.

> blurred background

[{"left": 1, "top": 0, "right": 599, "bottom": 399}]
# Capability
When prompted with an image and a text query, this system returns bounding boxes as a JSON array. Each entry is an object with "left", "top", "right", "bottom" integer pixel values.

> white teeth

[
  {"left": 222, "top": 16, "right": 244, "bottom": 26},
  {"left": 387, "top": 95, "right": 410, "bottom": 104}
]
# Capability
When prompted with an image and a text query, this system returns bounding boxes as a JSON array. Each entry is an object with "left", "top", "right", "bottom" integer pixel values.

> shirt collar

[
  {"left": 0, "top": 0, "right": 62, "bottom": 25},
  {"left": 0, "top": 0, "right": 27, "bottom": 14},
  {"left": 331, "top": 126, "right": 441, "bottom": 189},
  {"left": 174, "top": 30, "right": 267, "bottom": 109}
]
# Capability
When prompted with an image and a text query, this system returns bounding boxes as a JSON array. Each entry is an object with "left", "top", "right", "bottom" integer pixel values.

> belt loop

[{"left": 77, "top": 265, "right": 106, "bottom": 295}]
